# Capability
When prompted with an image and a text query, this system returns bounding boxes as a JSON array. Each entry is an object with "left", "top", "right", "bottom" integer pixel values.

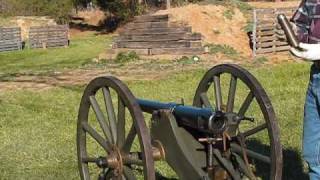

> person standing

[{"left": 290, "top": 0, "right": 320, "bottom": 179}]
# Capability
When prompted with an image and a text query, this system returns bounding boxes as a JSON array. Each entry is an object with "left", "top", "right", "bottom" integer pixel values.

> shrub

[
  {"left": 223, "top": 9, "right": 235, "bottom": 20},
  {"left": 115, "top": 51, "right": 139, "bottom": 63},
  {"left": 205, "top": 43, "right": 239, "bottom": 58},
  {"left": 0, "top": 0, "right": 74, "bottom": 23}
]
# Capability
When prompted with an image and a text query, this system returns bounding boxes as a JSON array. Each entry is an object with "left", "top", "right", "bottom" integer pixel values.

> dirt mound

[
  {"left": 2, "top": 16, "right": 56, "bottom": 40},
  {"left": 155, "top": 4, "right": 251, "bottom": 57}
]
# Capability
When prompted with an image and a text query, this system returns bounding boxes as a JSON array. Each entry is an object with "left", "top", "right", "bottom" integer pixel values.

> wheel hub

[{"left": 106, "top": 146, "right": 124, "bottom": 176}]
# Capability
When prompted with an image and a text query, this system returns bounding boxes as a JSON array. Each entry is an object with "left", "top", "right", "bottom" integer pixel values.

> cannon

[{"left": 77, "top": 64, "right": 282, "bottom": 180}]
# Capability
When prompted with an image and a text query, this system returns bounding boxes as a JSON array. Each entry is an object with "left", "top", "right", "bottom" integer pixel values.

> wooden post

[
  {"left": 166, "top": 0, "right": 170, "bottom": 9},
  {"left": 252, "top": 9, "right": 257, "bottom": 57}
]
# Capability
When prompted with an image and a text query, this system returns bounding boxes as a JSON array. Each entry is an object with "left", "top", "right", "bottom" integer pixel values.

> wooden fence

[
  {"left": 252, "top": 7, "right": 297, "bottom": 56},
  {"left": 29, "top": 25, "right": 69, "bottom": 49},
  {"left": 0, "top": 27, "right": 22, "bottom": 52}
]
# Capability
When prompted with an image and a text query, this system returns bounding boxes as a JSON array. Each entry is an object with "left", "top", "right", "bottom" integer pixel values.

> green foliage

[
  {"left": 115, "top": 51, "right": 139, "bottom": 63},
  {"left": 254, "top": 56, "right": 269, "bottom": 64},
  {"left": 205, "top": 43, "right": 239, "bottom": 57},
  {"left": 242, "top": 21, "right": 253, "bottom": 33},
  {"left": 0, "top": 0, "right": 74, "bottom": 23},
  {"left": 223, "top": 9, "right": 235, "bottom": 20},
  {"left": 230, "top": 0, "right": 252, "bottom": 14},
  {"left": 199, "top": 0, "right": 252, "bottom": 15},
  {"left": 93, "top": 0, "right": 146, "bottom": 22}
]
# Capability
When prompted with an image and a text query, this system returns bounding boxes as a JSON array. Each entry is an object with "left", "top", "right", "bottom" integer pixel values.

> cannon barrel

[{"left": 137, "top": 99, "right": 225, "bottom": 134}]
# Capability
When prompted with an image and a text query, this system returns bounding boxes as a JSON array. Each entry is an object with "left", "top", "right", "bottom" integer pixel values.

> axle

[{"left": 137, "top": 99, "right": 226, "bottom": 134}]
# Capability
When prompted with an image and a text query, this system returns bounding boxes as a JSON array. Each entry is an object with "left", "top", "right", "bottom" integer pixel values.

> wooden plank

[
  {"left": 29, "top": 36, "right": 68, "bottom": 41},
  {"left": 134, "top": 15, "right": 169, "bottom": 22},
  {"left": 125, "top": 21, "right": 169, "bottom": 29},
  {"left": 0, "top": 38, "right": 21, "bottom": 43},
  {"left": 256, "top": 45, "right": 290, "bottom": 54},
  {"left": 0, "top": 45, "right": 20, "bottom": 51},
  {"left": 252, "top": 9, "right": 257, "bottom": 57},
  {"left": 0, "top": 27, "right": 21, "bottom": 52},
  {"left": 256, "top": 29, "right": 284, "bottom": 36},
  {"left": 256, "top": 24, "right": 276, "bottom": 30},
  {"left": 29, "top": 25, "right": 69, "bottom": 49},
  {"left": 0, "top": 42, "right": 21, "bottom": 46},
  {"left": 256, "top": 41, "right": 288, "bottom": 48},
  {"left": 30, "top": 25, "right": 68, "bottom": 29},
  {"left": 119, "top": 27, "right": 192, "bottom": 35},
  {"left": 256, "top": 35, "right": 279, "bottom": 42},
  {"left": 116, "top": 40, "right": 201, "bottom": 49},
  {"left": 0, "top": 46, "right": 20, "bottom": 50},
  {"left": 116, "top": 33, "right": 201, "bottom": 42}
]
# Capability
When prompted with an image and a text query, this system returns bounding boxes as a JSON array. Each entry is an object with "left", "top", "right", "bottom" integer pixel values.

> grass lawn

[
  {"left": 0, "top": 61, "right": 312, "bottom": 179},
  {"left": 0, "top": 33, "right": 112, "bottom": 76}
]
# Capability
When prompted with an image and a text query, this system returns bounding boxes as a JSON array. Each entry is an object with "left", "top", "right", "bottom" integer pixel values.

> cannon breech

[{"left": 137, "top": 99, "right": 226, "bottom": 134}]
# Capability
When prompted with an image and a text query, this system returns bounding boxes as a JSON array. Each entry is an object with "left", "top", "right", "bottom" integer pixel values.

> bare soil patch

[
  {"left": 155, "top": 4, "right": 251, "bottom": 57},
  {"left": 0, "top": 56, "right": 241, "bottom": 92}
]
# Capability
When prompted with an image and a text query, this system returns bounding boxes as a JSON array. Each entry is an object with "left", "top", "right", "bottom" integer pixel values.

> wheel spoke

[
  {"left": 238, "top": 91, "right": 254, "bottom": 116},
  {"left": 231, "top": 143, "right": 271, "bottom": 164},
  {"left": 89, "top": 95, "right": 113, "bottom": 143},
  {"left": 122, "top": 125, "right": 137, "bottom": 153},
  {"left": 226, "top": 75, "right": 237, "bottom": 112},
  {"left": 82, "top": 122, "right": 111, "bottom": 152},
  {"left": 123, "top": 166, "right": 137, "bottom": 180},
  {"left": 213, "top": 75, "right": 222, "bottom": 111},
  {"left": 82, "top": 156, "right": 98, "bottom": 163},
  {"left": 117, "top": 96, "right": 126, "bottom": 147},
  {"left": 102, "top": 87, "right": 117, "bottom": 143},
  {"left": 242, "top": 123, "right": 267, "bottom": 137},
  {"left": 200, "top": 93, "right": 213, "bottom": 108}
]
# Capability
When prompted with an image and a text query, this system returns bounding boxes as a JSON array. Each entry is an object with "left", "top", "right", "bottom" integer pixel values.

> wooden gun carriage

[{"left": 77, "top": 64, "right": 282, "bottom": 180}]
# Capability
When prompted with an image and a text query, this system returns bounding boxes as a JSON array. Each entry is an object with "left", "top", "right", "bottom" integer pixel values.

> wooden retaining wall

[
  {"left": 252, "top": 7, "right": 297, "bottom": 56},
  {"left": 113, "top": 14, "right": 204, "bottom": 55},
  {"left": 29, "top": 25, "right": 69, "bottom": 49},
  {"left": 0, "top": 27, "right": 22, "bottom": 52}
]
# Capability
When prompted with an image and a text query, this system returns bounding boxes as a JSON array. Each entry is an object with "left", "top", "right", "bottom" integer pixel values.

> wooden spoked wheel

[
  {"left": 77, "top": 76, "right": 155, "bottom": 180},
  {"left": 193, "top": 64, "right": 282, "bottom": 180}
]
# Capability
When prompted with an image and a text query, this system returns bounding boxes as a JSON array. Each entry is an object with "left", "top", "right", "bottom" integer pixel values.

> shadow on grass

[
  {"left": 155, "top": 172, "right": 178, "bottom": 180},
  {"left": 70, "top": 16, "right": 121, "bottom": 33},
  {"left": 246, "top": 139, "right": 308, "bottom": 180}
]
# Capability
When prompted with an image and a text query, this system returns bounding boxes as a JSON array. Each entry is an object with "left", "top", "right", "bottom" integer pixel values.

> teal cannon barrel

[{"left": 137, "top": 99, "right": 226, "bottom": 134}]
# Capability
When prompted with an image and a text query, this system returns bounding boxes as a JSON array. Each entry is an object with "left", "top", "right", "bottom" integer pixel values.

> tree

[{"left": 0, "top": 0, "right": 74, "bottom": 23}]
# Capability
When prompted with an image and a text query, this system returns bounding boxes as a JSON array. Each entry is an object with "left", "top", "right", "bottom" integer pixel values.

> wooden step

[
  {"left": 119, "top": 27, "right": 192, "bottom": 35},
  {"left": 134, "top": 14, "right": 169, "bottom": 23},
  {"left": 256, "top": 41, "right": 288, "bottom": 48},
  {"left": 116, "top": 33, "right": 202, "bottom": 42},
  {"left": 115, "top": 41, "right": 202, "bottom": 49},
  {"left": 256, "top": 45, "right": 289, "bottom": 54},
  {"left": 125, "top": 21, "right": 170, "bottom": 29}
]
